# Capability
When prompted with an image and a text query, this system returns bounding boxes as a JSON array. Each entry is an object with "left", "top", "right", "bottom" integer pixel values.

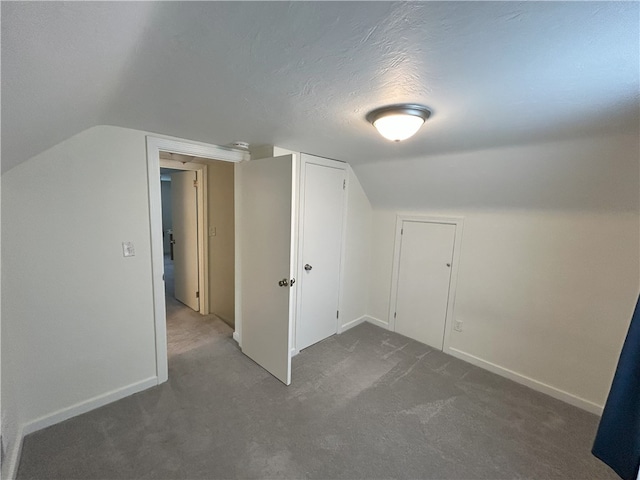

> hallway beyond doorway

[{"left": 165, "top": 254, "right": 224, "bottom": 359}]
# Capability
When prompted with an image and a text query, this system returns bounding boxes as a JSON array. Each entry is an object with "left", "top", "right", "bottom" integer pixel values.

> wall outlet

[{"left": 454, "top": 319, "right": 464, "bottom": 332}]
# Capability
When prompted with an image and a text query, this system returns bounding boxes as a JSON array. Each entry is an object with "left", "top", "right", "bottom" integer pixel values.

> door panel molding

[{"left": 388, "top": 214, "right": 464, "bottom": 353}]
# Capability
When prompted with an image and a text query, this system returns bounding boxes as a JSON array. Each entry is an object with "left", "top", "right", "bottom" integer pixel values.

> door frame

[
  {"left": 291, "top": 154, "right": 348, "bottom": 355},
  {"left": 388, "top": 214, "right": 464, "bottom": 352},
  {"left": 146, "top": 136, "right": 248, "bottom": 383},
  {"left": 160, "top": 159, "right": 208, "bottom": 314}
]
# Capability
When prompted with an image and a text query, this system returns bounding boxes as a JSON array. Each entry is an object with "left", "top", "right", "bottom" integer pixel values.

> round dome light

[{"left": 366, "top": 104, "right": 431, "bottom": 142}]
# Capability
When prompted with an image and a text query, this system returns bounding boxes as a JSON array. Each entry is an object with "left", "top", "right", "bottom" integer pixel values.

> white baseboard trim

[
  {"left": 339, "top": 315, "right": 367, "bottom": 333},
  {"left": 446, "top": 347, "right": 603, "bottom": 415},
  {"left": 22, "top": 376, "right": 158, "bottom": 436},
  {"left": 232, "top": 331, "right": 241, "bottom": 346},
  {"left": 340, "top": 315, "right": 390, "bottom": 332},
  {"left": 4, "top": 376, "right": 157, "bottom": 480},
  {"left": 364, "top": 315, "right": 390, "bottom": 330},
  {"left": 4, "top": 424, "right": 24, "bottom": 480}
]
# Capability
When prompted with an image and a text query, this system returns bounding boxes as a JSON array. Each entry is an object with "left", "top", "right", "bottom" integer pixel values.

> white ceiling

[{"left": 2, "top": 1, "right": 638, "bottom": 173}]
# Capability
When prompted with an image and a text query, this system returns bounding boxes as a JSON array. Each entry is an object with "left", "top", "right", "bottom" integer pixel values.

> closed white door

[
  {"left": 170, "top": 170, "right": 200, "bottom": 311},
  {"left": 296, "top": 160, "right": 346, "bottom": 351},
  {"left": 394, "top": 221, "right": 455, "bottom": 350},
  {"left": 238, "top": 154, "right": 295, "bottom": 385}
]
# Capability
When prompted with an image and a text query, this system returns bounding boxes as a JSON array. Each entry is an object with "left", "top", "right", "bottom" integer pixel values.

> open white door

[
  {"left": 238, "top": 155, "right": 296, "bottom": 385},
  {"left": 171, "top": 170, "right": 200, "bottom": 311}
]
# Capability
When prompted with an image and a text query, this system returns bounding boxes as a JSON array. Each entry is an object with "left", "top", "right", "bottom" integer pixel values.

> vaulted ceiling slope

[{"left": 2, "top": 1, "right": 638, "bottom": 173}]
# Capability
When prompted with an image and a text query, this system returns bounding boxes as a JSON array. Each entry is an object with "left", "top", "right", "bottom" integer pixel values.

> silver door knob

[
  {"left": 278, "top": 278, "right": 289, "bottom": 287},
  {"left": 304, "top": 264, "right": 312, "bottom": 271}
]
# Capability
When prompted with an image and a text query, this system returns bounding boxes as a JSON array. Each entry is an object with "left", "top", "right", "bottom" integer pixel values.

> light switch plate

[{"left": 122, "top": 242, "right": 135, "bottom": 257}]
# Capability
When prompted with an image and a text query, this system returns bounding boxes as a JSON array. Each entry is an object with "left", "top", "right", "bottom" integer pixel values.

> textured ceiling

[{"left": 2, "top": 1, "right": 639, "bottom": 172}]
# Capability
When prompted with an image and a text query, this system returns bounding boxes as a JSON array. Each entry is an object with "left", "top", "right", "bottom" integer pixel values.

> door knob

[
  {"left": 446, "top": 263, "right": 451, "bottom": 267},
  {"left": 278, "top": 278, "right": 289, "bottom": 287},
  {"left": 304, "top": 264, "right": 312, "bottom": 271}
]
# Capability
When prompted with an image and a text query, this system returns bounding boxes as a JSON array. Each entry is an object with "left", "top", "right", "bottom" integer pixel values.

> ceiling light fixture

[{"left": 366, "top": 104, "right": 431, "bottom": 142}]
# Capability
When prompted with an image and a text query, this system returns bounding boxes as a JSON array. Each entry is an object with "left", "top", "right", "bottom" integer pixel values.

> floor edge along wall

[
  {"left": 358, "top": 315, "right": 603, "bottom": 415},
  {"left": 4, "top": 376, "right": 157, "bottom": 480}
]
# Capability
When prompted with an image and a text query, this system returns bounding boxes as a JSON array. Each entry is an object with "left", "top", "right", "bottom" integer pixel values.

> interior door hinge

[
  {"left": 401, "top": 228, "right": 403, "bottom": 235},
  {"left": 337, "top": 310, "right": 339, "bottom": 319},
  {"left": 343, "top": 179, "right": 346, "bottom": 190},
  {"left": 394, "top": 312, "right": 397, "bottom": 319},
  {"left": 196, "top": 291, "right": 200, "bottom": 298}
]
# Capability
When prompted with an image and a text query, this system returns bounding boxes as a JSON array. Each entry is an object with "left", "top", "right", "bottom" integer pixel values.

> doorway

[
  {"left": 147, "top": 137, "right": 248, "bottom": 383},
  {"left": 159, "top": 157, "right": 206, "bottom": 313},
  {"left": 389, "top": 216, "right": 463, "bottom": 351}
]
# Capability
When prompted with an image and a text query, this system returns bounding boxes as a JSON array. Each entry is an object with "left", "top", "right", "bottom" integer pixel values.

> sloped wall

[
  {"left": 339, "top": 166, "right": 372, "bottom": 330},
  {"left": 356, "top": 133, "right": 640, "bottom": 411}
]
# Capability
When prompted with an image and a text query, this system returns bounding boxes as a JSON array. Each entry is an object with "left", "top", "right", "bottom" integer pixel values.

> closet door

[
  {"left": 238, "top": 154, "right": 296, "bottom": 385},
  {"left": 296, "top": 155, "right": 346, "bottom": 351},
  {"left": 394, "top": 221, "right": 456, "bottom": 350}
]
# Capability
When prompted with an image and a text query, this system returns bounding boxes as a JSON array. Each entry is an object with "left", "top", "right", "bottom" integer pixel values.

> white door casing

[
  {"left": 147, "top": 135, "right": 248, "bottom": 384},
  {"left": 296, "top": 157, "right": 347, "bottom": 351},
  {"left": 170, "top": 170, "right": 200, "bottom": 311},
  {"left": 238, "top": 154, "right": 297, "bottom": 385},
  {"left": 390, "top": 217, "right": 462, "bottom": 351}
]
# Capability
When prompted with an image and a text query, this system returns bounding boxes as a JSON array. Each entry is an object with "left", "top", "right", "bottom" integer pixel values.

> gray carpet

[{"left": 17, "top": 304, "right": 615, "bottom": 479}]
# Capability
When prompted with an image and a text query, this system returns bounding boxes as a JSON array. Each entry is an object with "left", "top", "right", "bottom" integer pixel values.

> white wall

[
  {"left": 1, "top": 289, "right": 21, "bottom": 480},
  {"left": 338, "top": 166, "right": 373, "bottom": 330},
  {"left": 1, "top": 125, "right": 159, "bottom": 478},
  {"left": 0, "top": 170, "right": 14, "bottom": 480},
  {"left": 356, "top": 133, "right": 639, "bottom": 214},
  {"left": 369, "top": 209, "right": 638, "bottom": 411},
  {"left": 357, "top": 133, "right": 640, "bottom": 412}
]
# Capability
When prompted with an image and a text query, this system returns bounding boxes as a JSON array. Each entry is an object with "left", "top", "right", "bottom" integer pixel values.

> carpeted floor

[
  {"left": 163, "top": 256, "right": 226, "bottom": 359},
  {"left": 17, "top": 294, "right": 615, "bottom": 479}
]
